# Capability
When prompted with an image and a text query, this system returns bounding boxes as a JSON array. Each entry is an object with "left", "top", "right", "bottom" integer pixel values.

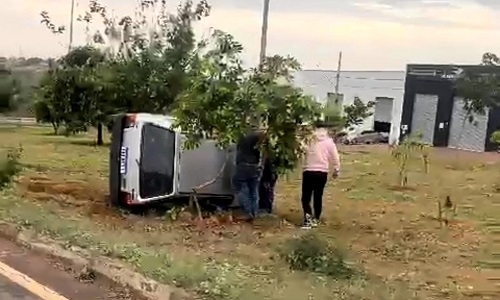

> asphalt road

[
  {"left": 0, "top": 236, "right": 139, "bottom": 300},
  {"left": 0, "top": 274, "right": 39, "bottom": 300}
]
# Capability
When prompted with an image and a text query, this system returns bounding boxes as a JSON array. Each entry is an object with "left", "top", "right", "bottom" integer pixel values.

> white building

[{"left": 293, "top": 70, "right": 405, "bottom": 144}]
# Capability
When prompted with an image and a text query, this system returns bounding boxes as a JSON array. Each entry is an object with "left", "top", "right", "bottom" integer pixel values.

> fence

[{"left": 0, "top": 117, "right": 40, "bottom": 126}]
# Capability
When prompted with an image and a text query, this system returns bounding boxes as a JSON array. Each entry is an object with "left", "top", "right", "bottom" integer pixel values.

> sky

[{"left": 1, "top": 0, "right": 500, "bottom": 70}]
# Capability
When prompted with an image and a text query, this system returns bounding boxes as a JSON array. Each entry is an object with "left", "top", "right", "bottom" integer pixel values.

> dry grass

[{"left": 1, "top": 125, "right": 499, "bottom": 299}]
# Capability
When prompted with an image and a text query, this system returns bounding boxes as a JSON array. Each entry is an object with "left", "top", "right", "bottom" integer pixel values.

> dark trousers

[
  {"left": 301, "top": 171, "right": 328, "bottom": 220},
  {"left": 233, "top": 164, "right": 260, "bottom": 218},
  {"left": 259, "top": 177, "right": 277, "bottom": 213}
]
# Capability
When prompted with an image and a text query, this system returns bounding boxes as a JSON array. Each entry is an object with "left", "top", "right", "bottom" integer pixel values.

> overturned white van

[{"left": 109, "top": 113, "right": 236, "bottom": 207}]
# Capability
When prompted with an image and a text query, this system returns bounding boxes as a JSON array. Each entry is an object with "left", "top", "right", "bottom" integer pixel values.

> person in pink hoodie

[{"left": 300, "top": 121, "right": 341, "bottom": 229}]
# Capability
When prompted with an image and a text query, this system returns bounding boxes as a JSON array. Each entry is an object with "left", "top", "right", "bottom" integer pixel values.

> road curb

[{"left": 0, "top": 222, "right": 191, "bottom": 300}]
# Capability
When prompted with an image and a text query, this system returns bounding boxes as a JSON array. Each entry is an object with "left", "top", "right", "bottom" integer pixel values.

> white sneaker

[{"left": 301, "top": 214, "right": 313, "bottom": 229}]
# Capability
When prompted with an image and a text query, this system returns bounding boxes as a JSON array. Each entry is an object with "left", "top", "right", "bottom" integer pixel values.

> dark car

[
  {"left": 351, "top": 131, "right": 389, "bottom": 144},
  {"left": 334, "top": 131, "right": 351, "bottom": 145}
]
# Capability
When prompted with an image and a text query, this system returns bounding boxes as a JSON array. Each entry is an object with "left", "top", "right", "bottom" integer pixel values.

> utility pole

[
  {"left": 69, "top": 0, "right": 75, "bottom": 51},
  {"left": 259, "top": 0, "right": 271, "bottom": 68},
  {"left": 334, "top": 51, "right": 342, "bottom": 98},
  {"left": 334, "top": 51, "right": 342, "bottom": 111},
  {"left": 252, "top": 0, "right": 271, "bottom": 127}
]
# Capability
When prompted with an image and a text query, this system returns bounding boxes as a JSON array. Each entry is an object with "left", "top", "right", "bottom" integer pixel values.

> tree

[
  {"left": 172, "top": 30, "right": 321, "bottom": 174},
  {"left": 61, "top": 46, "right": 105, "bottom": 67},
  {"left": 391, "top": 133, "right": 429, "bottom": 187},
  {"left": 59, "top": 47, "right": 114, "bottom": 143},
  {"left": 343, "top": 97, "right": 375, "bottom": 130},
  {"left": 33, "top": 99, "right": 62, "bottom": 134},
  {"left": 0, "top": 75, "right": 20, "bottom": 113},
  {"left": 74, "top": 0, "right": 210, "bottom": 114},
  {"left": 321, "top": 105, "right": 346, "bottom": 132},
  {"left": 481, "top": 52, "right": 499, "bottom": 66},
  {"left": 38, "top": 0, "right": 320, "bottom": 170},
  {"left": 455, "top": 52, "right": 500, "bottom": 120},
  {"left": 35, "top": 46, "right": 113, "bottom": 143},
  {"left": 37, "top": 0, "right": 211, "bottom": 144},
  {"left": 0, "top": 57, "right": 17, "bottom": 112}
]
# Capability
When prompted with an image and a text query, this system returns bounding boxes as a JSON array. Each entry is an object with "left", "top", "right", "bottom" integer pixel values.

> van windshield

[{"left": 139, "top": 123, "right": 176, "bottom": 199}]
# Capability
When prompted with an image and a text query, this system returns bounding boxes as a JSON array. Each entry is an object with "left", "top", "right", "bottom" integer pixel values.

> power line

[
  {"left": 340, "top": 85, "right": 403, "bottom": 91},
  {"left": 306, "top": 66, "right": 405, "bottom": 82},
  {"left": 302, "top": 76, "right": 404, "bottom": 82},
  {"left": 304, "top": 83, "right": 403, "bottom": 91},
  {"left": 340, "top": 76, "right": 404, "bottom": 81}
]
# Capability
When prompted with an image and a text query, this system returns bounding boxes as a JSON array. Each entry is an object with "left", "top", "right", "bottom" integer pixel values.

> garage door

[
  {"left": 411, "top": 94, "right": 438, "bottom": 145},
  {"left": 374, "top": 97, "right": 394, "bottom": 123},
  {"left": 448, "top": 97, "right": 488, "bottom": 152}
]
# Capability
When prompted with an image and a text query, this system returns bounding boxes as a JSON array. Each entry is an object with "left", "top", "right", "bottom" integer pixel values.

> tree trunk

[
  {"left": 97, "top": 122, "right": 103, "bottom": 146},
  {"left": 51, "top": 122, "right": 59, "bottom": 135}
]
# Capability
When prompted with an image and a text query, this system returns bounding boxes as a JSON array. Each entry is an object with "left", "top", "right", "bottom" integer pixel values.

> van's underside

[{"left": 140, "top": 193, "right": 236, "bottom": 209}]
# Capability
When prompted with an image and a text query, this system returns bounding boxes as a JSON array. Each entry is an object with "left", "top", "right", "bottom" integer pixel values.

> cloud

[
  {"left": 208, "top": 0, "right": 500, "bottom": 30},
  {"left": 207, "top": 0, "right": 351, "bottom": 14},
  {"left": 0, "top": 0, "right": 498, "bottom": 70},
  {"left": 473, "top": 0, "right": 500, "bottom": 9},
  {"left": 351, "top": 0, "right": 500, "bottom": 29},
  {"left": 376, "top": 0, "right": 455, "bottom": 8}
]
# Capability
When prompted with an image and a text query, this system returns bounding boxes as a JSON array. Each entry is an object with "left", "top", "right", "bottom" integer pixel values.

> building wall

[
  {"left": 401, "top": 64, "right": 500, "bottom": 152},
  {"left": 374, "top": 97, "right": 394, "bottom": 124},
  {"left": 448, "top": 97, "right": 489, "bottom": 152},
  {"left": 400, "top": 74, "right": 455, "bottom": 147},
  {"left": 293, "top": 70, "right": 405, "bottom": 144},
  {"left": 411, "top": 94, "right": 439, "bottom": 145}
]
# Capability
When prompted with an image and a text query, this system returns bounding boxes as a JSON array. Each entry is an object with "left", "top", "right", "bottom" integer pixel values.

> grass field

[{"left": 0, "top": 125, "right": 499, "bottom": 299}]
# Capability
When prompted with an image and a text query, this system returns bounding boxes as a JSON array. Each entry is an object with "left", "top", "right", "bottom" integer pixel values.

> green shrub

[
  {"left": 279, "top": 232, "right": 356, "bottom": 279},
  {"left": 490, "top": 130, "right": 500, "bottom": 145},
  {"left": 0, "top": 146, "right": 23, "bottom": 189}
]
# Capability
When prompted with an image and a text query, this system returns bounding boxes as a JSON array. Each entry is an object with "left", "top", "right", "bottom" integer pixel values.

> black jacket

[
  {"left": 261, "top": 157, "right": 278, "bottom": 183},
  {"left": 235, "top": 131, "right": 261, "bottom": 165}
]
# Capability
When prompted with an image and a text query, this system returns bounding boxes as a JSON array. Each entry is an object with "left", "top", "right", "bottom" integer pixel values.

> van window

[{"left": 139, "top": 123, "right": 176, "bottom": 199}]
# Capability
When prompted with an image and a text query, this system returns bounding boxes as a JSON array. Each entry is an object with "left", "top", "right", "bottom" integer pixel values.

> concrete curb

[{"left": 0, "top": 222, "right": 191, "bottom": 300}]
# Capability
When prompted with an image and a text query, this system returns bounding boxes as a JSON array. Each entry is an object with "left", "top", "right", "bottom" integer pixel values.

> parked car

[
  {"left": 351, "top": 131, "right": 389, "bottom": 144},
  {"left": 334, "top": 131, "right": 351, "bottom": 145}
]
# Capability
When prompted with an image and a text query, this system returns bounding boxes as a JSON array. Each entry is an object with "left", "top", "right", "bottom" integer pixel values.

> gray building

[
  {"left": 293, "top": 70, "right": 405, "bottom": 144},
  {"left": 400, "top": 64, "right": 500, "bottom": 152}
]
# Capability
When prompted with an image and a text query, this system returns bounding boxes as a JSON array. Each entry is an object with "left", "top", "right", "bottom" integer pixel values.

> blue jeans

[{"left": 233, "top": 164, "right": 260, "bottom": 218}]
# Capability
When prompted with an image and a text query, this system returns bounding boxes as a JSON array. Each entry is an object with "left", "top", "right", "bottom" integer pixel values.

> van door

[{"left": 138, "top": 122, "right": 177, "bottom": 200}]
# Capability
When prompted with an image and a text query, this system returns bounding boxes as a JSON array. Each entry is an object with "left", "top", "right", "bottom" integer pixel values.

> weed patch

[
  {"left": 0, "top": 146, "right": 23, "bottom": 189},
  {"left": 279, "top": 232, "right": 357, "bottom": 279}
]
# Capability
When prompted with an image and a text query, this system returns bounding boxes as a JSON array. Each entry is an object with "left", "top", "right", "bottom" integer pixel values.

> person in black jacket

[
  {"left": 233, "top": 128, "right": 266, "bottom": 222},
  {"left": 259, "top": 156, "right": 278, "bottom": 214}
]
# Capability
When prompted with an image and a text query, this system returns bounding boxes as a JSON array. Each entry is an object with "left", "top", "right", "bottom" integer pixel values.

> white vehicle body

[{"left": 109, "top": 113, "right": 236, "bottom": 207}]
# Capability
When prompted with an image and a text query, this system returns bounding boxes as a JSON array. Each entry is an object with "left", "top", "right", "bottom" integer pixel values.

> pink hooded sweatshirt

[{"left": 303, "top": 128, "right": 340, "bottom": 173}]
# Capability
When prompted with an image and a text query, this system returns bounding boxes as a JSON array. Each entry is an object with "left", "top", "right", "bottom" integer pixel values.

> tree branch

[{"left": 189, "top": 152, "right": 229, "bottom": 220}]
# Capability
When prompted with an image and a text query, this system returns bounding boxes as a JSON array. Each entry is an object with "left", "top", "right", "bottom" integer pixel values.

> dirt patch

[
  {"left": 16, "top": 174, "right": 287, "bottom": 250},
  {"left": 334, "top": 196, "right": 495, "bottom": 298},
  {"left": 17, "top": 175, "right": 124, "bottom": 223}
]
